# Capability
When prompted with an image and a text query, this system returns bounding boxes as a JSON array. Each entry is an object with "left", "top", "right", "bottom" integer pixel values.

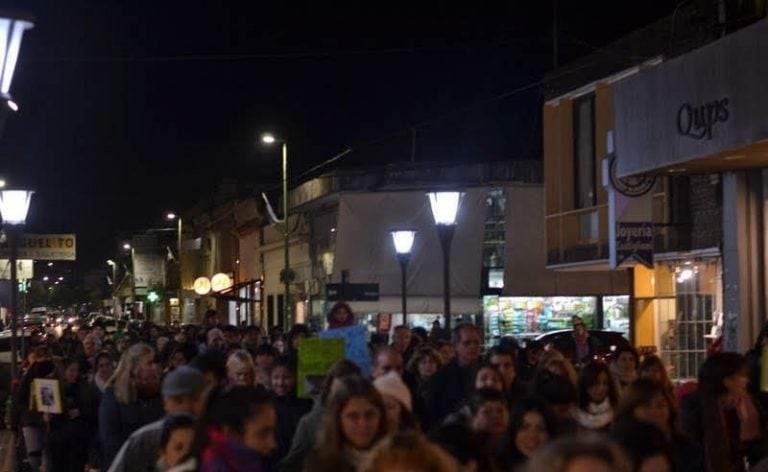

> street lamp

[
  {"left": 390, "top": 230, "right": 415, "bottom": 325},
  {"left": 427, "top": 191, "right": 462, "bottom": 331},
  {"left": 261, "top": 132, "right": 292, "bottom": 329},
  {"left": 107, "top": 259, "right": 116, "bottom": 285},
  {"left": 166, "top": 212, "right": 183, "bottom": 323},
  {"left": 0, "top": 188, "right": 33, "bottom": 377},
  {"left": 0, "top": 15, "right": 33, "bottom": 135},
  {"left": 166, "top": 212, "right": 182, "bottom": 260}
]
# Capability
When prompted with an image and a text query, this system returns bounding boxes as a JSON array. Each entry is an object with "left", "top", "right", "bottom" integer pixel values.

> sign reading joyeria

[{"left": 677, "top": 97, "right": 729, "bottom": 140}]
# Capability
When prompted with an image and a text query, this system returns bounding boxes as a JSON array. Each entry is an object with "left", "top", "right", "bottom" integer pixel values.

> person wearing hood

[
  {"left": 326, "top": 302, "right": 355, "bottom": 330},
  {"left": 373, "top": 371, "right": 417, "bottom": 433}
]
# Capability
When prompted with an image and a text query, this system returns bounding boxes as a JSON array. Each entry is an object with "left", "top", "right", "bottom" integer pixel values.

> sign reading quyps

[
  {"left": 0, "top": 234, "right": 76, "bottom": 260},
  {"left": 616, "top": 222, "right": 654, "bottom": 268}
]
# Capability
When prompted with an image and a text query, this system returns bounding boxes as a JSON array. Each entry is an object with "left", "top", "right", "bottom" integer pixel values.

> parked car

[
  {"left": 0, "top": 329, "right": 35, "bottom": 363},
  {"left": 535, "top": 329, "right": 631, "bottom": 363}
]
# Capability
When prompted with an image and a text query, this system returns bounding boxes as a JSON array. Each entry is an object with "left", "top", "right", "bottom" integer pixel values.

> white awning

[
  {"left": 331, "top": 189, "right": 486, "bottom": 314},
  {"left": 345, "top": 296, "right": 481, "bottom": 316}
]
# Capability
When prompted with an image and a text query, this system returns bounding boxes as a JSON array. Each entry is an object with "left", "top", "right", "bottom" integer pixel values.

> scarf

[
  {"left": 343, "top": 445, "right": 372, "bottom": 470},
  {"left": 572, "top": 398, "right": 613, "bottom": 430},
  {"left": 734, "top": 395, "right": 761, "bottom": 441}
]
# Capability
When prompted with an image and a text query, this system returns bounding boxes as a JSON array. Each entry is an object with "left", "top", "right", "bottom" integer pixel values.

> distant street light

[
  {"left": 42, "top": 276, "right": 48, "bottom": 282},
  {"left": 166, "top": 211, "right": 183, "bottom": 323},
  {"left": 427, "top": 191, "right": 462, "bottom": 331},
  {"left": 107, "top": 259, "right": 116, "bottom": 286},
  {"left": 0, "top": 15, "right": 33, "bottom": 136},
  {"left": 47, "top": 262, "right": 52, "bottom": 267},
  {"left": 123, "top": 243, "right": 131, "bottom": 250},
  {"left": 391, "top": 230, "right": 416, "bottom": 324},
  {"left": 0, "top": 188, "right": 33, "bottom": 377},
  {"left": 261, "top": 132, "right": 292, "bottom": 329}
]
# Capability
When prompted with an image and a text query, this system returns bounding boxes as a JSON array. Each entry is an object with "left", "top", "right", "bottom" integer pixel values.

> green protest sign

[{"left": 297, "top": 337, "right": 345, "bottom": 398}]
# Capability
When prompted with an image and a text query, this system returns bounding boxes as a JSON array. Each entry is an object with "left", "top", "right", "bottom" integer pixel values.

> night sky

[{"left": 0, "top": 1, "right": 675, "bottom": 279}]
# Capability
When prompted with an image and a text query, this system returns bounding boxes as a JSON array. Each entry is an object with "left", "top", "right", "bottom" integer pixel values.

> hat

[
  {"left": 162, "top": 365, "right": 205, "bottom": 397},
  {"left": 373, "top": 371, "right": 412, "bottom": 412}
]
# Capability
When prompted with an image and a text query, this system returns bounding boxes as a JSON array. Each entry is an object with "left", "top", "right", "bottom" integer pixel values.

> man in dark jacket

[{"left": 424, "top": 323, "right": 482, "bottom": 428}]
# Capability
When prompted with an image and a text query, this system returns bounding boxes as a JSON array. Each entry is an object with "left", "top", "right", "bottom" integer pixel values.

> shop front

[
  {"left": 483, "top": 295, "right": 629, "bottom": 343},
  {"left": 612, "top": 19, "right": 768, "bottom": 353}
]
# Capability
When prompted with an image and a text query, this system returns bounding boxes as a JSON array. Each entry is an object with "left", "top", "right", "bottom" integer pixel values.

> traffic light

[{"left": 146, "top": 290, "right": 160, "bottom": 303}]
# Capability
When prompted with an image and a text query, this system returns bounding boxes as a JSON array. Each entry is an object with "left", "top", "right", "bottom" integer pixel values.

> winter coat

[
  {"left": 271, "top": 394, "right": 313, "bottom": 463},
  {"left": 98, "top": 387, "right": 164, "bottom": 469},
  {"left": 423, "top": 359, "right": 478, "bottom": 429},
  {"left": 279, "top": 403, "right": 324, "bottom": 472}
]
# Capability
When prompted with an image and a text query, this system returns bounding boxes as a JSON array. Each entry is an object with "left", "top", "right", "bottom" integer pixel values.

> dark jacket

[
  {"left": 47, "top": 379, "right": 97, "bottom": 472},
  {"left": 424, "top": 359, "right": 478, "bottom": 429},
  {"left": 681, "top": 390, "right": 768, "bottom": 471},
  {"left": 561, "top": 334, "right": 599, "bottom": 367},
  {"left": 279, "top": 402, "right": 324, "bottom": 472},
  {"left": 98, "top": 387, "right": 164, "bottom": 469},
  {"left": 271, "top": 394, "right": 313, "bottom": 463}
]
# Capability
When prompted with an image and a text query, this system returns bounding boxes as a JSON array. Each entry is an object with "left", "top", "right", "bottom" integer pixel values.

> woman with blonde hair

[
  {"left": 226, "top": 349, "right": 257, "bottom": 387},
  {"left": 98, "top": 343, "right": 163, "bottom": 467}
]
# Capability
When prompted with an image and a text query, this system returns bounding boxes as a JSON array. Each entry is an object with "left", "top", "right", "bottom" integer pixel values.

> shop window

[
  {"left": 484, "top": 295, "right": 597, "bottom": 341},
  {"left": 655, "top": 260, "right": 722, "bottom": 382},
  {"left": 573, "top": 94, "right": 596, "bottom": 209},
  {"left": 602, "top": 296, "right": 629, "bottom": 337},
  {"left": 483, "top": 188, "right": 506, "bottom": 292}
]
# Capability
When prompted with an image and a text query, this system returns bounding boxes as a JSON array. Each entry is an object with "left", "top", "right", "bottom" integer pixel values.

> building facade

[{"left": 544, "top": 5, "right": 767, "bottom": 379}]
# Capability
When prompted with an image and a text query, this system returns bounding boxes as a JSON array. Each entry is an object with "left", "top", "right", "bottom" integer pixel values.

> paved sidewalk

[{"left": 0, "top": 429, "right": 16, "bottom": 472}]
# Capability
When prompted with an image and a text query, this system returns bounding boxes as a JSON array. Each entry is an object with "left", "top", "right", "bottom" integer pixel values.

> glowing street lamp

[
  {"left": 0, "top": 188, "right": 33, "bottom": 377},
  {"left": 107, "top": 259, "right": 116, "bottom": 285},
  {"left": 427, "top": 191, "right": 462, "bottom": 331},
  {"left": 0, "top": 15, "right": 33, "bottom": 107},
  {"left": 261, "top": 132, "right": 292, "bottom": 329},
  {"left": 390, "top": 230, "right": 416, "bottom": 324}
]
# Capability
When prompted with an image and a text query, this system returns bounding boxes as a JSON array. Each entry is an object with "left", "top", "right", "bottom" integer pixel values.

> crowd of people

[{"left": 7, "top": 301, "right": 768, "bottom": 471}]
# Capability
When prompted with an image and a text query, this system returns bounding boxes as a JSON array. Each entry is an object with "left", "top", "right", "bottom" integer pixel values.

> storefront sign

[
  {"left": 133, "top": 253, "right": 165, "bottom": 288},
  {"left": 0, "top": 234, "right": 76, "bottom": 260},
  {"left": 0, "top": 260, "right": 33, "bottom": 280},
  {"left": 326, "top": 283, "right": 379, "bottom": 301},
  {"left": 676, "top": 98, "right": 729, "bottom": 140},
  {"left": 613, "top": 21, "right": 768, "bottom": 176},
  {"left": 615, "top": 222, "right": 654, "bottom": 268}
]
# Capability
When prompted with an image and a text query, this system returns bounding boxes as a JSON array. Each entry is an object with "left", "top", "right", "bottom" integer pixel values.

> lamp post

[
  {"left": 262, "top": 133, "right": 292, "bottom": 329},
  {"left": 390, "top": 230, "right": 415, "bottom": 325},
  {"left": 166, "top": 212, "right": 183, "bottom": 325},
  {"left": 107, "top": 259, "right": 116, "bottom": 285},
  {"left": 0, "top": 189, "right": 33, "bottom": 378},
  {"left": 0, "top": 15, "right": 33, "bottom": 136},
  {"left": 427, "top": 192, "right": 462, "bottom": 332}
]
